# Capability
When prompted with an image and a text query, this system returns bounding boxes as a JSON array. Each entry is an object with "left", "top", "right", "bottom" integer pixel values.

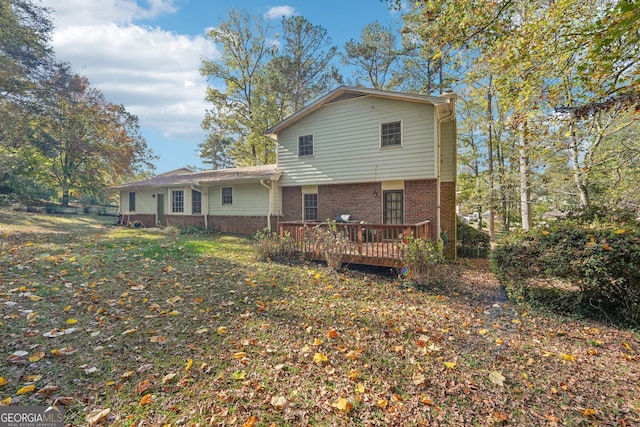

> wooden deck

[{"left": 278, "top": 221, "right": 431, "bottom": 268}]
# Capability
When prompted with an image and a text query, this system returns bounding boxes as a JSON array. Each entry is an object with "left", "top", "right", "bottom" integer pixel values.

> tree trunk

[
  {"left": 62, "top": 188, "right": 70, "bottom": 207},
  {"left": 486, "top": 79, "right": 495, "bottom": 240},
  {"left": 519, "top": 121, "right": 532, "bottom": 231}
]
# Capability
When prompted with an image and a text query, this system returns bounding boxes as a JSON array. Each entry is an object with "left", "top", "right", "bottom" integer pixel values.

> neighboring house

[{"left": 112, "top": 86, "right": 457, "bottom": 257}]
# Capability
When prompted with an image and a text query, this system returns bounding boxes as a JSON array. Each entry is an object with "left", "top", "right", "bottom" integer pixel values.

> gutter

[{"left": 260, "top": 179, "right": 273, "bottom": 231}]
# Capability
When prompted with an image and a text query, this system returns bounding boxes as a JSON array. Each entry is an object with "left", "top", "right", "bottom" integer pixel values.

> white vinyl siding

[
  {"left": 277, "top": 97, "right": 436, "bottom": 186},
  {"left": 440, "top": 119, "right": 457, "bottom": 183},
  {"left": 120, "top": 189, "right": 155, "bottom": 214},
  {"left": 208, "top": 183, "right": 270, "bottom": 216}
]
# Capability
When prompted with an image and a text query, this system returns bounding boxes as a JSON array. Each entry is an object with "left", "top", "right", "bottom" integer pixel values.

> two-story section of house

[
  {"left": 111, "top": 86, "right": 457, "bottom": 259},
  {"left": 266, "top": 86, "right": 457, "bottom": 258}
]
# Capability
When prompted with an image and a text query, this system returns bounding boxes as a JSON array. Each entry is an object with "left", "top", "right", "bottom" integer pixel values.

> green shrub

[
  {"left": 456, "top": 218, "right": 490, "bottom": 258},
  {"left": 492, "top": 219, "right": 640, "bottom": 325},
  {"left": 401, "top": 236, "right": 449, "bottom": 286}
]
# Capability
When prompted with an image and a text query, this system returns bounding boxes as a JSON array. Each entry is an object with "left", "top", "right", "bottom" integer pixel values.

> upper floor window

[
  {"left": 381, "top": 121, "right": 402, "bottom": 148},
  {"left": 192, "top": 189, "right": 201, "bottom": 214},
  {"left": 298, "top": 134, "right": 314, "bottom": 157},
  {"left": 128, "top": 192, "right": 136, "bottom": 212},
  {"left": 222, "top": 187, "right": 233, "bottom": 205},
  {"left": 172, "top": 190, "right": 184, "bottom": 213}
]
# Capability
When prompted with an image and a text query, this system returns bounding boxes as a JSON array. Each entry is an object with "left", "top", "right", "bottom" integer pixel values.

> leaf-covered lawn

[{"left": 1, "top": 211, "right": 639, "bottom": 426}]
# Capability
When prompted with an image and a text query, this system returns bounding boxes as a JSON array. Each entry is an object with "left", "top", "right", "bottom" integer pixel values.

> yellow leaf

[
  {"left": 196, "top": 328, "right": 208, "bottom": 334},
  {"left": 560, "top": 353, "right": 575, "bottom": 362},
  {"left": 234, "top": 352, "right": 247, "bottom": 359},
  {"left": 27, "top": 312, "right": 38, "bottom": 321},
  {"left": 377, "top": 399, "right": 388, "bottom": 408},
  {"left": 139, "top": 393, "right": 153, "bottom": 406},
  {"left": 348, "top": 369, "right": 360, "bottom": 381},
  {"left": 582, "top": 408, "right": 596, "bottom": 417},
  {"left": 355, "top": 383, "right": 365, "bottom": 394},
  {"left": 313, "top": 353, "right": 328, "bottom": 364},
  {"left": 120, "top": 371, "right": 135, "bottom": 378},
  {"left": 420, "top": 394, "right": 433, "bottom": 405},
  {"left": 444, "top": 362, "right": 456, "bottom": 369},
  {"left": 614, "top": 229, "right": 626, "bottom": 235},
  {"left": 185, "top": 358, "right": 193, "bottom": 371},
  {"left": 29, "top": 295, "right": 42, "bottom": 301},
  {"left": 478, "top": 329, "right": 487, "bottom": 335},
  {"left": 622, "top": 341, "right": 635, "bottom": 352},
  {"left": 0, "top": 377, "right": 8, "bottom": 387},
  {"left": 232, "top": 370, "right": 246, "bottom": 380},
  {"left": 333, "top": 397, "right": 352, "bottom": 413},
  {"left": 1, "top": 397, "right": 12, "bottom": 405},
  {"left": 121, "top": 328, "right": 137, "bottom": 336},
  {"left": 24, "top": 375, "right": 42, "bottom": 382},
  {"left": 168, "top": 310, "right": 180, "bottom": 316},
  {"left": 16, "top": 385, "right": 36, "bottom": 395},
  {"left": 66, "top": 318, "right": 78, "bottom": 325},
  {"left": 28, "top": 351, "right": 45, "bottom": 362},
  {"left": 216, "top": 326, "right": 228, "bottom": 335}
]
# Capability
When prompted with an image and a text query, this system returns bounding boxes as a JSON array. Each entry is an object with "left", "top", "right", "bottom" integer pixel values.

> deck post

[{"left": 357, "top": 223, "right": 363, "bottom": 254}]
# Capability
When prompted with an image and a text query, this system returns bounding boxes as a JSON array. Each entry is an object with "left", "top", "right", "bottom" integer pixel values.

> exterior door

[
  {"left": 383, "top": 190, "right": 404, "bottom": 224},
  {"left": 156, "top": 194, "right": 164, "bottom": 225}
]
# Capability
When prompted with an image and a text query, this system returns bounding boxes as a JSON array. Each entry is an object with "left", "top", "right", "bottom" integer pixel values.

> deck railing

[{"left": 278, "top": 220, "right": 431, "bottom": 267}]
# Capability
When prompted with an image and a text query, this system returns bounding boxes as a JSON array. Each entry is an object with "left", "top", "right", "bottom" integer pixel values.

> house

[{"left": 112, "top": 86, "right": 457, "bottom": 259}]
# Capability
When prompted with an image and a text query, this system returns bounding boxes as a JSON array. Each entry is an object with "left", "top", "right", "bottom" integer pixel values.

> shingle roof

[{"left": 112, "top": 164, "right": 281, "bottom": 190}]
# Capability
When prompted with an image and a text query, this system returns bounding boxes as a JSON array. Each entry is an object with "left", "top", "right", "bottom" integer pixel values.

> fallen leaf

[
  {"left": 136, "top": 379, "right": 153, "bottom": 394},
  {"left": 162, "top": 372, "right": 177, "bottom": 384},
  {"left": 36, "top": 384, "right": 59, "bottom": 396},
  {"left": 232, "top": 370, "right": 246, "bottom": 380},
  {"left": 582, "top": 408, "right": 596, "bottom": 417},
  {"left": 560, "top": 353, "right": 575, "bottom": 362},
  {"left": 121, "top": 328, "right": 137, "bottom": 336},
  {"left": 489, "top": 371, "right": 505, "bottom": 387},
  {"left": 355, "top": 383, "right": 365, "bottom": 394},
  {"left": 66, "top": 318, "right": 78, "bottom": 325},
  {"left": 216, "top": 326, "right": 228, "bottom": 335},
  {"left": 242, "top": 415, "right": 258, "bottom": 427},
  {"left": 420, "top": 394, "right": 433, "bottom": 405},
  {"left": 139, "top": 393, "right": 153, "bottom": 406},
  {"left": 29, "top": 295, "right": 42, "bottom": 301},
  {"left": 16, "top": 385, "right": 36, "bottom": 395},
  {"left": 270, "top": 395, "right": 287, "bottom": 408},
  {"left": 313, "top": 353, "right": 328, "bottom": 364},
  {"left": 28, "top": 351, "right": 45, "bottom": 362},
  {"left": 1, "top": 397, "right": 11, "bottom": 405},
  {"left": 0, "top": 377, "right": 8, "bottom": 387},
  {"left": 332, "top": 397, "right": 352, "bottom": 413},
  {"left": 86, "top": 408, "right": 111, "bottom": 426},
  {"left": 327, "top": 329, "right": 339, "bottom": 339},
  {"left": 444, "top": 361, "right": 456, "bottom": 369},
  {"left": 185, "top": 358, "right": 193, "bottom": 371}
]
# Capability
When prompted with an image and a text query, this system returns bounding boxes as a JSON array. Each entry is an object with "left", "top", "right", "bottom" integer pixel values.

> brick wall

[
  {"left": 440, "top": 181, "right": 457, "bottom": 259},
  {"left": 123, "top": 214, "right": 156, "bottom": 227},
  {"left": 165, "top": 215, "right": 205, "bottom": 229},
  {"left": 282, "top": 187, "right": 302, "bottom": 221},
  {"left": 208, "top": 215, "right": 271, "bottom": 235},
  {"left": 405, "top": 179, "right": 438, "bottom": 240},
  {"left": 318, "top": 182, "right": 381, "bottom": 223}
]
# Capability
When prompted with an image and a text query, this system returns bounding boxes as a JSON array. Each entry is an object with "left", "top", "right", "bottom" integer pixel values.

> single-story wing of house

[{"left": 112, "top": 85, "right": 457, "bottom": 258}]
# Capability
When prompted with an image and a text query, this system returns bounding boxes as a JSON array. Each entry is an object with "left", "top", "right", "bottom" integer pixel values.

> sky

[{"left": 40, "top": 0, "right": 405, "bottom": 174}]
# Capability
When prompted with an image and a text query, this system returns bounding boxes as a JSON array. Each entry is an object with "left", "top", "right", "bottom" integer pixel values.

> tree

[
  {"left": 200, "top": 9, "right": 277, "bottom": 167},
  {"left": 197, "top": 133, "right": 234, "bottom": 170},
  {"left": 32, "top": 66, "right": 155, "bottom": 205},
  {"left": 267, "top": 16, "right": 341, "bottom": 113},
  {"left": 341, "top": 22, "right": 400, "bottom": 89},
  {"left": 0, "top": 0, "right": 53, "bottom": 102}
]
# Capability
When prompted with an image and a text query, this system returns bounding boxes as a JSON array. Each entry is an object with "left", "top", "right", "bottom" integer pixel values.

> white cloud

[
  {"left": 265, "top": 5, "right": 296, "bottom": 20},
  {"left": 41, "top": 0, "right": 220, "bottom": 170}
]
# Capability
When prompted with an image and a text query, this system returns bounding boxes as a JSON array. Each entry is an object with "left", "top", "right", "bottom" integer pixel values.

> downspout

[
  {"left": 436, "top": 94, "right": 457, "bottom": 252},
  {"left": 260, "top": 179, "right": 272, "bottom": 232}
]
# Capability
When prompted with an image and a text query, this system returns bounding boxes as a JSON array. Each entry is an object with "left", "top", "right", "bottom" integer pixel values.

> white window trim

[
  {"left": 380, "top": 120, "right": 403, "bottom": 149},
  {"left": 297, "top": 133, "right": 315, "bottom": 158},
  {"left": 171, "top": 189, "right": 184, "bottom": 214},
  {"left": 221, "top": 186, "right": 233, "bottom": 206}
]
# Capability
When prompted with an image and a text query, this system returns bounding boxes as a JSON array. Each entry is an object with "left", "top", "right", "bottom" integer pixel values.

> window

[
  {"left": 128, "top": 192, "right": 136, "bottom": 212},
  {"left": 222, "top": 187, "right": 233, "bottom": 205},
  {"left": 383, "top": 190, "right": 403, "bottom": 224},
  {"left": 172, "top": 190, "right": 184, "bottom": 213},
  {"left": 381, "top": 121, "right": 402, "bottom": 147},
  {"left": 298, "top": 134, "right": 314, "bottom": 157},
  {"left": 192, "top": 189, "right": 201, "bottom": 214},
  {"left": 303, "top": 194, "right": 318, "bottom": 221}
]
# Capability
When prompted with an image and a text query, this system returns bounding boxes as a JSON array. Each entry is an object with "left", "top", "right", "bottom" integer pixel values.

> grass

[{"left": 1, "top": 210, "right": 639, "bottom": 426}]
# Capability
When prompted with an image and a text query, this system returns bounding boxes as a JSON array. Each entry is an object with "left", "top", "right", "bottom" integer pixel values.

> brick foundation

[
  {"left": 440, "top": 181, "right": 457, "bottom": 259},
  {"left": 122, "top": 214, "right": 156, "bottom": 227},
  {"left": 165, "top": 215, "right": 205, "bottom": 228},
  {"left": 208, "top": 215, "right": 272, "bottom": 235}
]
